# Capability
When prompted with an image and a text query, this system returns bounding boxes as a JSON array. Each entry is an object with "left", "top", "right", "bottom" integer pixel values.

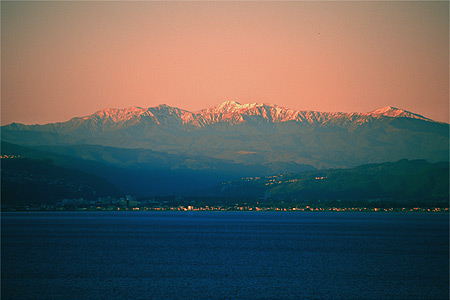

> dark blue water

[{"left": 2, "top": 212, "right": 448, "bottom": 300}]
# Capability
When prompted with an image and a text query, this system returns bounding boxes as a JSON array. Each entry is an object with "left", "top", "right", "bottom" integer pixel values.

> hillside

[
  {"left": 204, "top": 159, "right": 449, "bottom": 207},
  {"left": 2, "top": 141, "right": 315, "bottom": 196},
  {"left": 2, "top": 141, "right": 448, "bottom": 208},
  {"left": 1, "top": 156, "right": 121, "bottom": 207}
]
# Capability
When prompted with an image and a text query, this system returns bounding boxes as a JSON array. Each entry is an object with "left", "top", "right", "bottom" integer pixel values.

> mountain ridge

[
  {"left": 4, "top": 101, "right": 438, "bottom": 130},
  {"left": 2, "top": 101, "right": 448, "bottom": 171}
]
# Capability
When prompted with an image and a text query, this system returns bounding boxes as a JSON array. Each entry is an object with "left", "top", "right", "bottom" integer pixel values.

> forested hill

[
  {"left": 1, "top": 157, "right": 121, "bottom": 206},
  {"left": 205, "top": 159, "right": 449, "bottom": 205}
]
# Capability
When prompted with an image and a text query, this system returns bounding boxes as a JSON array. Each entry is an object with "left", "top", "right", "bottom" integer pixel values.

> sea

[{"left": 1, "top": 211, "right": 448, "bottom": 300}]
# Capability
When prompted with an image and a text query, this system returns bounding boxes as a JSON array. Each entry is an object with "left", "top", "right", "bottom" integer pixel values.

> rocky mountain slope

[{"left": 2, "top": 101, "right": 448, "bottom": 169}]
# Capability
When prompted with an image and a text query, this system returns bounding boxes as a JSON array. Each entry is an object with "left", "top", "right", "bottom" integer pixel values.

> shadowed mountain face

[
  {"left": 1, "top": 156, "right": 122, "bottom": 206},
  {"left": 2, "top": 102, "right": 448, "bottom": 170}
]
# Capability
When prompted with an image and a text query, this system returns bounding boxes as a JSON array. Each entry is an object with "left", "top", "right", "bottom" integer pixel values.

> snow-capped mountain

[
  {"left": 193, "top": 101, "right": 433, "bottom": 125},
  {"left": 2, "top": 101, "right": 448, "bottom": 170},
  {"left": 52, "top": 101, "right": 436, "bottom": 130},
  {"left": 6, "top": 101, "right": 434, "bottom": 132}
]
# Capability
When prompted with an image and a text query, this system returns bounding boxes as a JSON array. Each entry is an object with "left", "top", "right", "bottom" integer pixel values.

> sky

[{"left": 1, "top": 1, "right": 449, "bottom": 125}]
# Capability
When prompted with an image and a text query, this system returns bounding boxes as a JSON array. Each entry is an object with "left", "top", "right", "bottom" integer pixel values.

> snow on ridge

[
  {"left": 75, "top": 102, "right": 436, "bottom": 128},
  {"left": 93, "top": 106, "right": 151, "bottom": 123},
  {"left": 367, "top": 106, "right": 432, "bottom": 121}
]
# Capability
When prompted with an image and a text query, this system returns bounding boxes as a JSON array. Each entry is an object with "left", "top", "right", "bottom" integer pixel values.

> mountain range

[{"left": 1, "top": 101, "right": 449, "bottom": 196}]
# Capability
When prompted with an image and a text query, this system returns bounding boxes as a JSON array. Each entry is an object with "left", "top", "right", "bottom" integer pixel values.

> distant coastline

[{"left": 2, "top": 205, "right": 447, "bottom": 213}]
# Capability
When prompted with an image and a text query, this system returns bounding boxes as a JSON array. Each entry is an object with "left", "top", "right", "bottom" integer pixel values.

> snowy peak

[
  {"left": 368, "top": 106, "right": 432, "bottom": 121},
  {"left": 216, "top": 100, "right": 241, "bottom": 111},
  {"left": 204, "top": 101, "right": 268, "bottom": 115},
  {"left": 369, "top": 106, "right": 406, "bottom": 117},
  {"left": 85, "top": 104, "right": 191, "bottom": 125},
  {"left": 196, "top": 101, "right": 299, "bottom": 125},
  {"left": 371, "top": 106, "right": 399, "bottom": 114},
  {"left": 206, "top": 101, "right": 275, "bottom": 113},
  {"left": 93, "top": 106, "right": 147, "bottom": 120}
]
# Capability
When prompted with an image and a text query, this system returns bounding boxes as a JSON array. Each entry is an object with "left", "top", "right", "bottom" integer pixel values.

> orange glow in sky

[{"left": 1, "top": 1, "right": 448, "bottom": 125}]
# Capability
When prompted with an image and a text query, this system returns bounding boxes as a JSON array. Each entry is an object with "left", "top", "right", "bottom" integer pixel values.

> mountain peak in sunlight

[{"left": 368, "top": 106, "right": 432, "bottom": 121}]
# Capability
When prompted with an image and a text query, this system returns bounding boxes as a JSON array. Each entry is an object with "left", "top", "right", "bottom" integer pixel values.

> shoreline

[{"left": 2, "top": 207, "right": 448, "bottom": 213}]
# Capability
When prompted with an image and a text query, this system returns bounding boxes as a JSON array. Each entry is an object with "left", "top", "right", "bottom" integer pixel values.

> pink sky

[{"left": 1, "top": 1, "right": 449, "bottom": 125}]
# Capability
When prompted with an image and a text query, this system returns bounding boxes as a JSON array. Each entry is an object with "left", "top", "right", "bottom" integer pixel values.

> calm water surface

[{"left": 2, "top": 212, "right": 448, "bottom": 300}]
